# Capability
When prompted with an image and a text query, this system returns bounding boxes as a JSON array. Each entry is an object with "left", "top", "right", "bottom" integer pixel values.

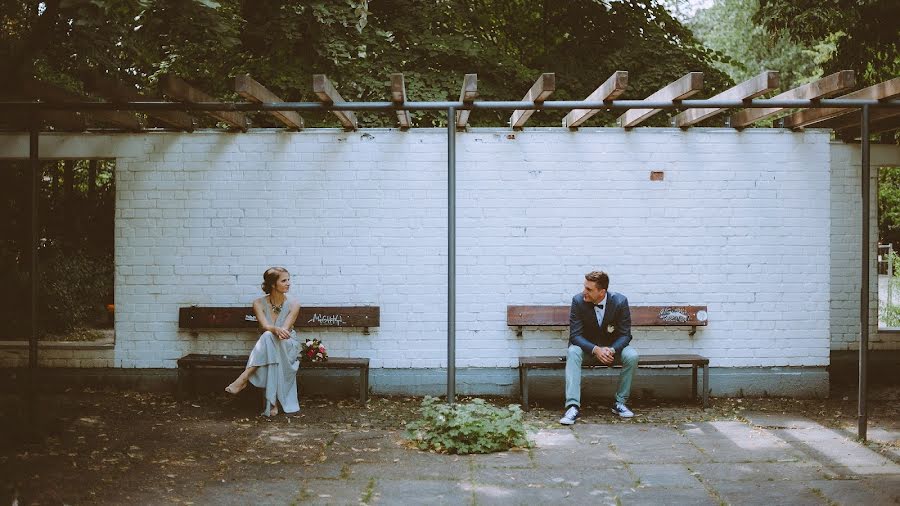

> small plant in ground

[{"left": 405, "top": 396, "right": 532, "bottom": 454}]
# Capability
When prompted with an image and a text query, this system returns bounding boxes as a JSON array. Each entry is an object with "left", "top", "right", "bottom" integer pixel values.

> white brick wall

[
  {"left": 2, "top": 128, "right": 863, "bottom": 368},
  {"left": 830, "top": 143, "right": 900, "bottom": 351}
]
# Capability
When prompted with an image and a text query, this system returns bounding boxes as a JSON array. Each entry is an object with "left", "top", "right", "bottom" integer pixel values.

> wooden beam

[
  {"left": 234, "top": 74, "right": 303, "bottom": 130},
  {"left": 23, "top": 78, "right": 143, "bottom": 131},
  {"left": 510, "top": 73, "right": 555, "bottom": 129},
  {"left": 83, "top": 71, "right": 194, "bottom": 131},
  {"left": 729, "top": 70, "right": 856, "bottom": 128},
  {"left": 390, "top": 73, "right": 411, "bottom": 130},
  {"left": 783, "top": 76, "right": 900, "bottom": 129},
  {"left": 673, "top": 71, "right": 779, "bottom": 128},
  {"left": 159, "top": 73, "right": 249, "bottom": 131},
  {"left": 312, "top": 74, "right": 358, "bottom": 130},
  {"left": 456, "top": 73, "right": 478, "bottom": 128},
  {"left": 617, "top": 72, "right": 704, "bottom": 128},
  {"left": 563, "top": 71, "right": 628, "bottom": 128},
  {"left": 830, "top": 107, "right": 900, "bottom": 139}
]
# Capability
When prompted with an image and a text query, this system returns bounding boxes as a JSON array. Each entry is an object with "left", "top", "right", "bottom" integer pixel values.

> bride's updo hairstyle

[{"left": 261, "top": 267, "right": 289, "bottom": 294}]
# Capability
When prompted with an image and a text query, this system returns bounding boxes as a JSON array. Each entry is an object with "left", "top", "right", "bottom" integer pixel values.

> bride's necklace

[{"left": 269, "top": 296, "right": 285, "bottom": 314}]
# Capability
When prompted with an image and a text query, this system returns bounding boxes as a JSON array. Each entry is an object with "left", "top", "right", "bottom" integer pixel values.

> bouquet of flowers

[{"left": 301, "top": 338, "right": 328, "bottom": 363}]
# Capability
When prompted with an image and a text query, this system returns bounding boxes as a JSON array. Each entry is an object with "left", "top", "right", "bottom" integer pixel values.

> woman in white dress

[{"left": 225, "top": 267, "right": 301, "bottom": 416}]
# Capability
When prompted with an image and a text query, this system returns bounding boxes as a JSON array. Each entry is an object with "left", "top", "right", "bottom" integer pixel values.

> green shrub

[
  {"left": 405, "top": 397, "right": 532, "bottom": 454},
  {"left": 881, "top": 301, "right": 900, "bottom": 328},
  {"left": 39, "top": 248, "right": 113, "bottom": 333}
]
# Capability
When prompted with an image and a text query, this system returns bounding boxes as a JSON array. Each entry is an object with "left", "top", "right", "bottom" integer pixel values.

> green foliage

[
  {"left": 405, "top": 397, "right": 531, "bottom": 454},
  {"left": 754, "top": 0, "right": 899, "bottom": 87},
  {"left": 39, "top": 248, "right": 114, "bottom": 333},
  {"left": 879, "top": 166, "right": 900, "bottom": 247},
  {"left": 690, "top": 0, "right": 831, "bottom": 91},
  {"left": 2, "top": 0, "right": 732, "bottom": 128}
]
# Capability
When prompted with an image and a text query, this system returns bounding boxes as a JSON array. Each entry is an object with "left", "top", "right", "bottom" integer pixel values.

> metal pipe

[
  {"left": 1, "top": 99, "right": 898, "bottom": 113},
  {"left": 447, "top": 107, "right": 456, "bottom": 405},
  {"left": 859, "top": 104, "right": 870, "bottom": 441}
]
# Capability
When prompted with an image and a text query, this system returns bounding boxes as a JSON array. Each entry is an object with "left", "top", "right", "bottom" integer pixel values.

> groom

[{"left": 560, "top": 270, "right": 639, "bottom": 425}]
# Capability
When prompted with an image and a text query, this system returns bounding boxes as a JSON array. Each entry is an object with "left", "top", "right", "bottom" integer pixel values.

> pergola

[{"left": 2, "top": 69, "right": 899, "bottom": 440}]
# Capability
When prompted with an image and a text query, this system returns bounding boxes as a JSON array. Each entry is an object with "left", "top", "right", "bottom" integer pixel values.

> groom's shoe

[
  {"left": 559, "top": 405, "right": 580, "bottom": 425},
  {"left": 612, "top": 402, "right": 634, "bottom": 418}
]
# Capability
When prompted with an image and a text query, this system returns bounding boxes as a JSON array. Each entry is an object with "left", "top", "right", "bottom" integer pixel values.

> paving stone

[
  {"left": 530, "top": 444, "right": 623, "bottom": 468},
  {"left": 350, "top": 454, "right": 471, "bottom": 481},
  {"left": 709, "top": 479, "right": 828, "bottom": 506},
  {"left": 466, "top": 481, "right": 621, "bottom": 505},
  {"left": 471, "top": 464, "right": 618, "bottom": 489},
  {"left": 776, "top": 427, "right": 900, "bottom": 476},
  {"left": 688, "top": 462, "right": 836, "bottom": 483},
  {"left": 468, "top": 449, "right": 533, "bottom": 468},
  {"left": 617, "top": 484, "right": 719, "bottom": 505},
  {"left": 628, "top": 463, "right": 703, "bottom": 487},
  {"left": 679, "top": 421, "right": 807, "bottom": 463},
  {"left": 806, "top": 479, "right": 899, "bottom": 505},
  {"left": 371, "top": 479, "right": 473, "bottom": 505}
]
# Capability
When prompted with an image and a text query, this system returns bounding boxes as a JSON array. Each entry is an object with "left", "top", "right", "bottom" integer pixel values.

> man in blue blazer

[{"left": 560, "top": 271, "right": 639, "bottom": 424}]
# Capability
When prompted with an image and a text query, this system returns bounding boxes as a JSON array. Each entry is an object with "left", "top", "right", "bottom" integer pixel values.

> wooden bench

[
  {"left": 508, "top": 305, "right": 709, "bottom": 409},
  {"left": 177, "top": 305, "right": 378, "bottom": 404}
]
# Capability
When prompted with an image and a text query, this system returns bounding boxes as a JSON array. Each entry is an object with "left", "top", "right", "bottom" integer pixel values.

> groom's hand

[{"left": 597, "top": 347, "right": 615, "bottom": 365}]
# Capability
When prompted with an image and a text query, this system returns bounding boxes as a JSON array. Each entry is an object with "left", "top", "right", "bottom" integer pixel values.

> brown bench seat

[
  {"left": 509, "top": 305, "right": 710, "bottom": 409},
  {"left": 176, "top": 305, "right": 379, "bottom": 404}
]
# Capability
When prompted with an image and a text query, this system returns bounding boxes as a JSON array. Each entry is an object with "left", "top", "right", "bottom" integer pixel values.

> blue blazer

[{"left": 569, "top": 292, "right": 633, "bottom": 354}]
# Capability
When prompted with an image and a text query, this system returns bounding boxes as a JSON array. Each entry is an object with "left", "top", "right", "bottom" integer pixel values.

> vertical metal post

[
  {"left": 859, "top": 104, "right": 870, "bottom": 441},
  {"left": 447, "top": 107, "right": 456, "bottom": 404}
]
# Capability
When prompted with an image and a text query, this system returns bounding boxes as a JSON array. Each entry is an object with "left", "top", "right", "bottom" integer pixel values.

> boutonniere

[{"left": 606, "top": 325, "right": 615, "bottom": 334}]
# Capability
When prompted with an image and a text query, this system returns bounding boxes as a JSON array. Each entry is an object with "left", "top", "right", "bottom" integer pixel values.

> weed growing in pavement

[{"left": 405, "top": 396, "right": 532, "bottom": 454}]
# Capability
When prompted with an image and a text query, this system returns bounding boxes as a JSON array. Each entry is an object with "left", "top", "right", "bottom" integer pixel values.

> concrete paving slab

[
  {"left": 680, "top": 421, "right": 808, "bottom": 463},
  {"left": 628, "top": 463, "right": 704, "bottom": 487},
  {"left": 688, "top": 462, "right": 836, "bottom": 483},
  {"left": 806, "top": 479, "right": 899, "bottom": 505},
  {"left": 466, "top": 481, "right": 623, "bottom": 505},
  {"left": 468, "top": 449, "right": 533, "bottom": 468},
  {"left": 471, "top": 464, "right": 623, "bottom": 489},
  {"left": 349, "top": 456, "right": 472, "bottom": 481},
  {"left": 775, "top": 427, "right": 900, "bottom": 476},
  {"left": 617, "top": 485, "right": 719, "bottom": 505},
  {"left": 709, "top": 480, "right": 827, "bottom": 506},
  {"left": 371, "top": 479, "right": 473, "bottom": 505}
]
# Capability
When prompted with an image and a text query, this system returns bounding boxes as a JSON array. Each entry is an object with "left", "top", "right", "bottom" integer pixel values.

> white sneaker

[
  {"left": 559, "top": 405, "right": 580, "bottom": 425},
  {"left": 612, "top": 402, "right": 634, "bottom": 418}
]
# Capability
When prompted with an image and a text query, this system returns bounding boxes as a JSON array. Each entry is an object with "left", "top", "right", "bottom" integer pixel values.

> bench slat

[
  {"left": 507, "top": 305, "right": 708, "bottom": 327},
  {"left": 520, "top": 354, "right": 709, "bottom": 368},
  {"left": 177, "top": 353, "right": 369, "bottom": 369},
  {"left": 179, "top": 306, "right": 379, "bottom": 329}
]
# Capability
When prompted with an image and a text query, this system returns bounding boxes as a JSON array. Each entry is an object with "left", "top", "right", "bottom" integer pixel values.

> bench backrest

[
  {"left": 507, "top": 305, "right": 708, "bottom": 327},
  {"left": 179, "top": 306, "right": 379, "bottom": 330}
]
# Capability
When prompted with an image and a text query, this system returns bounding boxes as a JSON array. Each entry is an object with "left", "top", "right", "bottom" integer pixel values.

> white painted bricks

[{"left": 2, "top": 128, "right": 869, "bottom": 368}]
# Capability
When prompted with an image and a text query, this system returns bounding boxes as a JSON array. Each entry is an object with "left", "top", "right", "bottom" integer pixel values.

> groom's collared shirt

[{"left": 593, "top": 294, "right": 607, "bottom": 328}]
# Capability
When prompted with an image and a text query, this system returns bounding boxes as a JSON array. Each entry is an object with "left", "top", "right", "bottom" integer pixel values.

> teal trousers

[{"left": 565, "top": 344, "right": 638, "bottom": 407}]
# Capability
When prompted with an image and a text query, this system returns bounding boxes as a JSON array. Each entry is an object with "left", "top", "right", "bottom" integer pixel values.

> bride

[{"left": 225, "top": 267, "right": 301, "bottom": 416}]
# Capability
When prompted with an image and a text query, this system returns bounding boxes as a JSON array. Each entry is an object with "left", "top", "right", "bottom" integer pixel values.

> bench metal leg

[
  {"left": 360, "top": 366, "right": 368, "bottom": 405},
  {"left": 702, "top": 364, "right": 709, "bottom": 408},
  {"left": 176, "top": 367, "right": 188, "bottom": 400},
  {"left": 520, "top": 367, "right": 530, "bottom": 411},
  {"left": 691, "top": 365, "right": 698, "bottom": 400}
]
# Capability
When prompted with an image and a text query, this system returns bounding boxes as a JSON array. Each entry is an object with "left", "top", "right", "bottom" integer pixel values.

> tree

[
  {"left": 689, "top": 0, "right": 831, "bottom": 90},
  {"left": 754, "top": 0, "right": 899, "bottom": 87},
  {"left": 1, "top": 0, "right": 731, "bottom": 128},
  {"left": 880, "top": 167, "right": 900, "bottom": 247}
]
